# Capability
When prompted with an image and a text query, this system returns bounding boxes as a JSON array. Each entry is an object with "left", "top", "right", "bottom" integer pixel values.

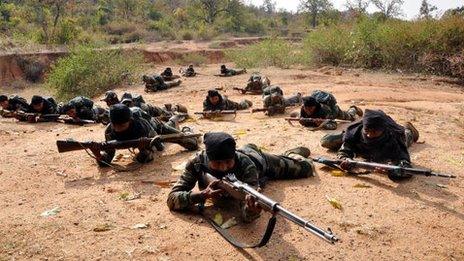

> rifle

[
  {"left": 233, "top": 87, "right": 263, "bottom": 95},
  {"left": 311, "top": 157, "right": 456, "bottom": 179},
  {"left": 56, "top": 133, "right": 202, "bottom": 153},
  {"left": 285, "top": 117, "right": 352, "bottom": 124},
  {"left": 15, "top": 112, "right": 61, "bottom": 123},
  {"left": 251, "top": 108, "right": 268, "bottom": 113},
  {"left": 59, "top": 118, "right": 96, "bottom": 126},
  {"left": 195, "top": 110, "right": 242, "bottom": 118},
  {"left": 0, "top": 109, "right": 18, "bottom": 118},
  {"left": 201, "top": 173, "right": 339, "bottom": 246}
]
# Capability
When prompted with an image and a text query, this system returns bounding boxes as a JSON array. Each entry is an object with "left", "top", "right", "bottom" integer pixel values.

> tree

[
  {"left": 261, "top": 0, "right": 275, "bottom": 14},
  {"left": 193, "top": 0, "right": 232, "bottom": 24},
  {"left": 370, "top": 0, "right": 404, "bottom": 18},
  {"left": 346, "top": 0, "right": 369, "bottom": 13},
  {"left": 299, "top": 0, "right": 332, "bottom": 28},
  {"left": 419, "top": 0, "right": 437, "bottom": 19}
]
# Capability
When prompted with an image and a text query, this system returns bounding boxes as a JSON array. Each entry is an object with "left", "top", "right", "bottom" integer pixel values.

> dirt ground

[{"left": 1, "top": 63, "right": 464, "bottom": 261}]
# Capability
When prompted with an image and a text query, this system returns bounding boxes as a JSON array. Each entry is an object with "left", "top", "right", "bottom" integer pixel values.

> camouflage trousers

[
  {"left": 320, "top": 127, "right": 415, "bottom": 151},
  {"left": 333, "top": 106, "right": 358, "bottom": 121},
  {"left": 239, "top": 144, "right": 314, "bottom": 181},
  {"left": 153, "top": 119, "right": 199, "bottom": 151},
  {"left": 284, "top": 93, "right": 303, "bottom": 107},
  {"left": 146, "top": 80, "right": 181, "bottom": 92},
  {"left": 226, "top": 99, "right": 252, "bottom": 110}
]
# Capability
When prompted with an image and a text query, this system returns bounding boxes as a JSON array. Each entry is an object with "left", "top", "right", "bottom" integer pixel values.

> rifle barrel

[{"left": 227, "top": 174, "right": 339, "bottom": 244}]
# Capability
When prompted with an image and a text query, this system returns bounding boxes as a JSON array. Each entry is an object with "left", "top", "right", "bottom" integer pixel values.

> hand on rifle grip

[
  {"left": 340, "top": 159, "right": 354, "bottom": 170},
  {"left": 245, "top": 194, "right": 262, "bottom": 213},
  {"left": 26, "top": 115, "right": 36, "bottom": 123},
  {"left": 88, "top": 142, "right": 102, "bottom": 160},
  {"left": 201, "top": 180, "right": 223, "bottom": 199},
  {"left": 149, "top": 136, "right": 164, "bottom": 151}
]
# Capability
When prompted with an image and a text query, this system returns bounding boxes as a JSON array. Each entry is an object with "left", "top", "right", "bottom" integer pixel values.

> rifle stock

[
  {"left": 285, "top": 117, "right": 352, "bottom": 123},
  {"left": 233, "top": 87, "right": 262, "bottom": 95},
  {"left": 311, "top": 157, "right": 456, "bottom": 179},
  {"left": 194, "top": 110, "right": 237, "bottom": 116},
  {"left": 56, "top": 133, "right": 202, "bottom": 153},
  {"left": 202, "top": 173, "right": 339, "bottom": 244}
]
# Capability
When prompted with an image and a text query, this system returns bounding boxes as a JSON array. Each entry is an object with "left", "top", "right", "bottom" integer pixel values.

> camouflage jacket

[
  {"left": 29, "top": 97, "right": 58, "bottom": 114},
  {"left": 67, "top": 96, "right": 96, "bottom": 120},
  {"left": 100, "top": 110, "right": 158, "bottom": 164},
  {"left": 167, "top": 150, "right": 259, "bottom": 221},
  {"left": 5, "top": 95, "right": 29, "bottom": 112}
]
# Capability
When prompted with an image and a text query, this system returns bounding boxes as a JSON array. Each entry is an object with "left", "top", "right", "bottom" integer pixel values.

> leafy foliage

[{"left": 47, "top": 45, "right": 142, "bottom": 100}]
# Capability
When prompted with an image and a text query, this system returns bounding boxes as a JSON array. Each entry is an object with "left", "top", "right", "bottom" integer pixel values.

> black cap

[
  {"left": 221, "top": 64, "right": 226, "bottom": 68},
  {"left": 109, "top": 104, "right": 132, "bottom": 124},
  {"left": 207, "top": 90, "right": 220, "bottom": 97},
  {"left": 0, "top": 95, "right": 7, "bottom": 102},
  {"left": 120, "top": 92, "right": 133, "bottom": 104},
  {"left": 204, "top": 132, "right": 236, "bottom": 161},
  {"left": 362, "top": 109, "right": 385, "bottom": 130},
  {"left": 101, "top": 91, "right": 118, "bottom": 101},
  {"left": 61, "top": 103, "right": 75, "bottom": 113},
  {"left": 303, "top": 97, "right": 319, "bottom": 108},
  {"left": 31, "top": 95, "right": 44, "bottom": 105}
]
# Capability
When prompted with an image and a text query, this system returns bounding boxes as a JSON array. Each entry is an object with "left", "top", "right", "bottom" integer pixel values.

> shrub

[
  {"left": 179, "top": 30, "right": 194, "bottom": 40},
  {"left": 303, "top": 25, "right": 352, "bottom": 66},
  {"left": 53, "top": 18, "right": 81, "bottom": 44},
  {"left": 149, "top": 19, "right": 176, "bottom": 40},
  {"left": 196, "top": 23, "right": 215, "bottom": 41},
  {"left": 47, "top": 46, "right": 142, "bottom": 100},
  {"left": 226, "top": 38, "right": 301, "bottom": 69},
  {"left": 301, "top": 15, "right": 464, "bottom": 79},
  {"left": 104, "top": 21, "right": 137, "bottom": 36}
]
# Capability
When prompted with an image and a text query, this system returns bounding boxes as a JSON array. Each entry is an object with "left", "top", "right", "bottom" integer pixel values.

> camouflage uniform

[
  {"left": 321, "top": 124, "right": 415, "bottom": 152},
  {"left": 203, "top": 93, "right": 251, "bottom": 111},
  {"left": 262, "top": 86, "right": 302, "bottom": 116},
  {"left": 0, "top": 95, "right": 29, "bottom": 112},
  {"left": 220, "top": 65, "right": 246, "bottom": 76},
  {"left": 245, "top": 73, "right": 270, "bottom": 93},
  {"left": 167, "top": 144, "right": 313, "bottom": 222},
  {"left": 99, "top": 108, "right": 198, "bottom": 166},
  {"left": 100, "top": 110, "right": 159, "bottom": 165},
  {"left": 65, "top": 96, "right": 108, "bottom": 122},
  {"left": 161, "top": 68, "right": 180, "bottom": 81},
  {"left": 182, "top": 66, "right": 196, "bottom": 77},
  {"left": 143, "top": 74, "right": 181, "bottom": 92},
  {"left": 299, "top": 104, "right": 361, "bottom": 130},
  {"left": 29, "top": 96, "right": 58, "bottom": 114}
]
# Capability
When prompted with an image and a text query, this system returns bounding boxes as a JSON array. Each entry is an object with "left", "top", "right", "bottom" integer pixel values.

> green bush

[
  {"left": 226, "top": 38, "right": 301, "bottom": 69},
  {"left": 47, "top": 46, "right": 142, "bottom": 100},
  {"left": 53, "top": 18, "right": 81, "bottom": 44},
  {"left": 149, "top": 19, "right": 176, "bottom": 40},
  {"left": 303, "top": 25, "right": 352, "bottom": 66},
  {"left": 301, "top": 16, "right": 464, "bottom": 78}
]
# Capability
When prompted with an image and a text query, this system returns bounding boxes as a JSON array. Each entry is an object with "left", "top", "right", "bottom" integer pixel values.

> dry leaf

[
  {"left": 213, "top": 213, "right": 223, "bottom": 226},
  {"left": 326, "top": 195, "right": 342, "bottom": 210},
  {"left": 331, "top": 170, "right": 345, "bottom": 177},
  {"left": 234, "top": 130, "right": 247, "bottom": 137},
  {"left": 353, "top": 183, "right": 371, "bottom": 188},
  {"left": 40, "top": 207, "right": 61, "bottom": 217},
  {"left": 93, "top": 224, "right": 112, "bottom": 232},
  {"left": 132, "top": 223, "right": 150, "bottom": 229},
  {"left": 221, "top": 217, "right": 238, "bottom": 229}
]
